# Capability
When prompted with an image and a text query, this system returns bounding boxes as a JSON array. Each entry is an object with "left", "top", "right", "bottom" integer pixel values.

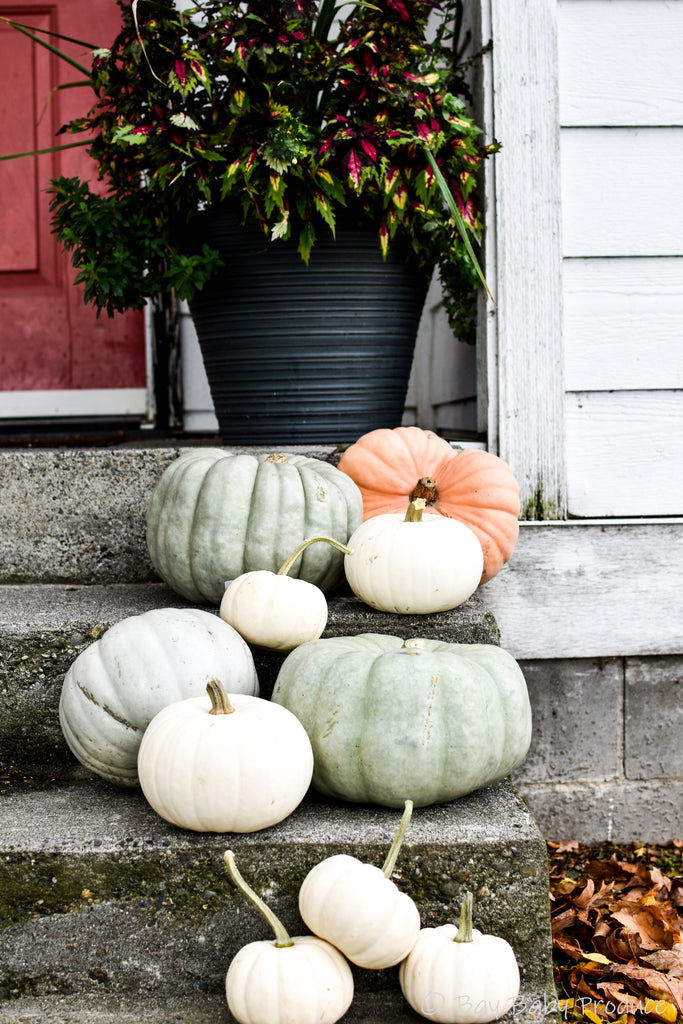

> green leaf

[
  {"left": 0, "top": 17, "right": 94, "bottom": 74},
  {"left": 425, "top": 148, "right": 493, "bottom": 302}
]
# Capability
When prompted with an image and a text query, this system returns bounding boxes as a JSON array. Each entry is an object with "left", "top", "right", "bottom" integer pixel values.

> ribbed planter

[{"left": 188, "top": 209, "right": 430, "bottom": 445}]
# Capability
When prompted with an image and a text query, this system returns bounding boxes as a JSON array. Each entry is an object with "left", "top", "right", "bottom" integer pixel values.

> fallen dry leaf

[
  {"left": 642, "top": 944, "right": 683, "bottom": 979},
  {"left": 549, "top": 842, "right": 683, "bottom": 1023}
]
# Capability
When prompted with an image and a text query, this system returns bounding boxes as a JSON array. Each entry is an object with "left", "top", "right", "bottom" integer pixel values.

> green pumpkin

[
  {"left": 146, "top": 449, "right": 363, "bottom": 604},
  {"left": 271, "top": 633, "right": 532, "bottom": 808}
]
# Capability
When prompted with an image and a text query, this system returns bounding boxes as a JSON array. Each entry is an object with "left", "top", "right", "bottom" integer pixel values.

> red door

[{"left": 0, "top": 1, "right": 146, "bottom": 420}]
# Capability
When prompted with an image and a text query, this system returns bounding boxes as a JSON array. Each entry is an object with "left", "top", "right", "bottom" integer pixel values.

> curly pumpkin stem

[
  {"left": 207, "top": 679, "right": 235, "bottom": 715},
  {"left": 404, "top": 498, "right": 427, "bottom": 522},
  {"left": 277, "top": 536, "right": 353, "bottom": 577},
  {"left": 409, "top": 477, "right": 438, "bottom": 505},
  {"left": 224, "top": 850, "right": 294, "bottom": 948},
  {"left": 454, "top": 890, "right": 474, "bottom": 943},
  {"left": 382, "top": 799, "right": 414, "bottom": 878}
]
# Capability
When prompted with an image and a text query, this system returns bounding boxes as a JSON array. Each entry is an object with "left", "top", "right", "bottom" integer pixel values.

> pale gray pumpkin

[
  {"left": 146, "top": 448, "right": 363, "bottom": 603},
  {"left": 271, "top": 633, "right": 532, "bottom": 808},
  {"left": 59, "top": 607, "right": 258, "bottom": 786}
]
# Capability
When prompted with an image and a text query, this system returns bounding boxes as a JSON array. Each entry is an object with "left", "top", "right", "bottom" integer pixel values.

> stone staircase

[{"left": 0, "top": 446, "right": 559, "bottom": 1024}]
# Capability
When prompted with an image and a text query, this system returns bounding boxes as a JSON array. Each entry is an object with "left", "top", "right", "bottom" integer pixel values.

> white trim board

[
  {"left": 0, "top": 389, "right": 149, "bottom": 419},
  {"left": 482, "top": 520, "right": 683, "bottom": 660},
  {"left": 482, "top": 0, "right": 566, "bottom": 519}
]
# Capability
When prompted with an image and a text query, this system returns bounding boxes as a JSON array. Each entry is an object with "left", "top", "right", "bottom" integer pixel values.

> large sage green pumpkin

[
  {"left": 146, "top": 448, "right": 363, "bottom": 604},
  {"left": 271, "top": 633, "right": 532, "bottom": 808}
]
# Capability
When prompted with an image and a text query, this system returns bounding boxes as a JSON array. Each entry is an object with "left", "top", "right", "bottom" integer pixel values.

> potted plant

[{"left": 4, "top": 0, "right": 497, "bottom": 443}]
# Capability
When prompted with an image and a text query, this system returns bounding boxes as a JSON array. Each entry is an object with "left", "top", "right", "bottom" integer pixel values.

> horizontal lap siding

[
  {"left": 558, "top": 0, "right": 683, "bottom": 127},
  {"left": 558, "top": 0, "right": 683, "bottom": 517}
]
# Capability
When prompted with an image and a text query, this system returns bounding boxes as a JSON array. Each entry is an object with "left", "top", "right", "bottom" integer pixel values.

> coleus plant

[{"left": 3, "top": 0, "right": 498, "bottom": 338}]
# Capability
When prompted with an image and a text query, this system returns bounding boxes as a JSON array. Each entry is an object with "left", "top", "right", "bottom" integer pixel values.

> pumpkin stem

[
  {"left": 277, "top": 536, "right": 353, "bottom": 577},
  {"left": 454, "top": 890, "right": 474, "bottom": 943},
  {"left": 409, "top": 477, "right": 438, "bottom": 505},
  {"left": 265, "top": 453, "right": 289, "bottom": 464},
  {"left": 224, "top": 850, "right": 294, "bottom": 949},
  {"left": 404, "top": 498, "right": 426, "bottom": 523},
  {"left": 207, "top": 679, "right": 236, "bottom": 716},
  {"left": 382, "top": 799, "right": 414, "bottom": 879}
]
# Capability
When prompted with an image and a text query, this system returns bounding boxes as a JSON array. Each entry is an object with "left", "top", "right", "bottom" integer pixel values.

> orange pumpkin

[{"left": 337, "top": 426, "right": 520, "bottom": 584}]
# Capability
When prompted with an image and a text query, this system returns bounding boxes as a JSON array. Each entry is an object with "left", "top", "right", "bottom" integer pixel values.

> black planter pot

[{"left": 187, "top": 209, "right": 430, "bottom": 445}]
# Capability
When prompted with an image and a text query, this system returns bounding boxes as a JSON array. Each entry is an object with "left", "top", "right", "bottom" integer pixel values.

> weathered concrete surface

[
  {"left": 512, "top": 654, "right": 683, "bottom": 844},
  {"left": 0, "top": 446, "right": 338, "bottom": 586},
  {"left": 625, "top": 656, "right": 683, "bottom": 779},
  {"left": 513, "top": 658, "right": 623, "bottom": 784},
  {"left": 0, "top": 449, "right": 177, "bottom": 585},
  {"left": 514, "top": 779, "right": 683, "bottom": 846},
  {"left": 0, "top": 778, "right": 557, "bottom": 1022},
  {"left": 0, "top": 584, "right": 498, "bottom": 777}
]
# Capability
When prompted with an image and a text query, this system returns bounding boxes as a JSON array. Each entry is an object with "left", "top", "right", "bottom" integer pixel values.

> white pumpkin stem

[
  {"left": 224, "top": 850, "right": 294, "bottom": 948},
  {"left": 265, "top": 453, "right": 289, "bottom": 463},
  {"left": 454, "top": 890, "right": 474, "bottom": 943},
  {"left": 404, "top": 498, "right": 426, "bottom": 523},
  {"left": 381, "top": 799, "right": 414, "bottom": 879},
  {"left": 277, "top": 536, "right": 353, "bottom": 577},
  {"left": 207, "top": 679, "right": 236, "bottom": 715}
]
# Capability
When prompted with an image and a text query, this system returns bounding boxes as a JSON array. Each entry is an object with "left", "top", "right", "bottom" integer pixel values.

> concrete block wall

[{"left": 512, "top": 656, "right": 683, "bottom": 845}]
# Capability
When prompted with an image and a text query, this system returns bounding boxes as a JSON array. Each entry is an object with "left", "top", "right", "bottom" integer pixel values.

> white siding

[
  {"left": 403, "top": 274, "right": 478, "bottom": 435},
  {"left": 558, "top": 0, "right": 683, "bottom": 518},
  {"left": 558, "top": 0, "right": 683, "bottom": 127}
]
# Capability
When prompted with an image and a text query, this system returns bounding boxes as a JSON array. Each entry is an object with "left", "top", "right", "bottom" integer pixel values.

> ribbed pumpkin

[
  {"left": 337, "top": 426, "right": 520, "bottom": 583},
  {"left": 399, "top": 891, "right": 520, "bottom": 1023},
  {"left": 271, "top": 633, "right": 532, "bottom": 808},
  {"left": 343, "top": 499, "right": 483, "bottom": 614},
  {"left": 59, "top": 608, "right": 258, "bottom": 786},
  {"left": 298, "top": 800, "right": 421, "bottom": 969},
  {"left": 146, "top": 448, "right": 363, "bottom": 604},
  {"left": 224, "top": 851, "right": 354, "bottom": 1024},
  {"left": 138, "top": 681, "right": 313, "bottom": 833}
]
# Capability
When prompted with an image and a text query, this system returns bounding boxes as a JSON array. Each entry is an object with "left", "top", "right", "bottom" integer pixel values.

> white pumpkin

[
  {"left": 224, "top": 850, "right": 354, "bottom": 1024},
  {"left": 344, "top": 499, "right": 484, "bottom": 614},
  {"left": 59, "top": 607, "right": 258, "bottom": 787},
  {"left": 137, "top": 680, "right": 313, "bottom": 832},
  {"left": 220, "top": 536, "right": 351, "bottom": 651},
  {"left": 399, "top": 892, "right": 520, "bottom": 1023},
  {"left": 299, "top": 800, "right": 421, "bottom": 968}
]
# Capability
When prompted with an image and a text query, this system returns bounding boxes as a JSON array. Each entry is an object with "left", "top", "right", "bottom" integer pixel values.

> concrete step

[
  {"left": 0, "top": 777, "right": 558, "bottom": 1023},
  {"left": 0, "top": 445, "right": 558, "bottom": 1022},
  {"left": 0, "top": 583, "right": 498, "bottom": 779},
  {"left": 0, "top": 445, "right": 338, "bottom": 587}
]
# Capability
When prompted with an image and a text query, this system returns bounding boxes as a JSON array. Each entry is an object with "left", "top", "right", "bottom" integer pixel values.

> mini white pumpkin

[
  {"left": 399, "top": 891, "right": 521, "bottom": 1023},
  {"left": 220, "top": 536, "right": 352, "bottom": 651},
  {"left": 299, "top": 799, "right": 421, "bottom": 968},
  {"left": 137, "top": 680, "right": 313, "bottom": 832},
  {"left": 59, "top": 607, "right": 258, "bottom": 786},
  {"left": 224, "top": 850, "right": 354, "bottom": 1024},
  {"left": 344, "top": 499, "right": 484, "bottom": 614}
]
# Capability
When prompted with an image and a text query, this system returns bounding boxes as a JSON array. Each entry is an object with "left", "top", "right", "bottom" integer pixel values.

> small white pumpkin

[
  {"left": 220, "top": 536, "right": 352, "bottom": 651},
  {"left": 137, "top": 680, "right": 313, "bottom": 832},
  {"left": 399, "top": 891, "right": 521, "bottom": 1023},
  {"left": 59, "top": 607, "right": 258, "bottom": 787},
  {"left": 224, "top": 850, "right": 354, "bottom": 1024},
  {"left": 299, "top": 799, "right": 421, "bottom": 968},
  {"left": 344, "top": 499, "right": 484, "bottom": 614}
]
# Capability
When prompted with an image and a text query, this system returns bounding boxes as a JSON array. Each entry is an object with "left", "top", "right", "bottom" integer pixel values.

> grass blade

[{"left": 425, "top": 147, "right": 494, "bottom": 302}]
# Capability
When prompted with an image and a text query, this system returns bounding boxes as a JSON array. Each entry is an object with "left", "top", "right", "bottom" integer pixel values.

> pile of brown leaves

[{"left": 548, "top": 841, "right": 683, "bottom": 1024}]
